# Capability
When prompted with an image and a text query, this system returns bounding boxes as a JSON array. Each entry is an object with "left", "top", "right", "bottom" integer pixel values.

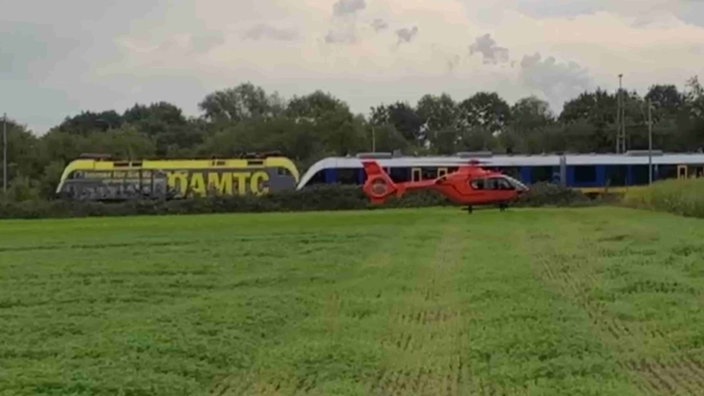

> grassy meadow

[{"left": 1, "top": 207, "right": 704, "bottom": 395}]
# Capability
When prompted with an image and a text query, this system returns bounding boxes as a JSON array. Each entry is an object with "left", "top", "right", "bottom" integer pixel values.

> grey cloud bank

[{"left": 1, "top": 0, "right": 703, "bottom": 134}]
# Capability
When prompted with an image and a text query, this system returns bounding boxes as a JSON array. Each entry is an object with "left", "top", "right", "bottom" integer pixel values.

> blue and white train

[{"left": 295, "top": 151, "right": 704, "bottom": 196}]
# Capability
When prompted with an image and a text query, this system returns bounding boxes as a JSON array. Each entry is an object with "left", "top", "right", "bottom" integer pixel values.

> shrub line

[{"left": 0, "top": 183, "right": 597, "bottom": 219}]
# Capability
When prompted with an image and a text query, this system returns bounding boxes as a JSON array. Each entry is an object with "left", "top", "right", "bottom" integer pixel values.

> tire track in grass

[
  {"left": 522, "top": 209, "right": 704, "bottom": 396},
  {"left": 209, "top": 214, "right": 430, "bottom": 395},
  {"left": 369, "top": 221, "right": 478, "bottom": 396},
  {"left": 455, "top": 211, "right": 638, "bottom": 395}
]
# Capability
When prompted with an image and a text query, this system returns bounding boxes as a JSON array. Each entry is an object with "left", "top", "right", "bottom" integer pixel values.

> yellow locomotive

[{"left": 55, "top": 153, "right": 300, "bottom": 201}]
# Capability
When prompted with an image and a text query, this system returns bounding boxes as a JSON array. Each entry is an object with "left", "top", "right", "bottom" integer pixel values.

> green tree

[
  {"left": 0, "top": 119, "right": 43, "bottom": 189},
  {"left": 457, "top": 92, "right": 511, "bottom": 134},
  {"left": 510, "top": 96, "right": 554, "bottom": 132},
  {"left": 123, "top": 102, "right": 204, "bottom": 156},
  {"left": 370, "top": 102, "right": 423, "bottom": 144},
  {"left": 645, "top": 84, "right": 685, "bottom": 121},
  {"left": 417, "top": 93, "right": 458, "bottom": 151},
  {"left": 198, "top": 83, "right": 286, "bottom": 123},
  {"left": 57, "top": 110, "right": 123, "bottom": 135}
]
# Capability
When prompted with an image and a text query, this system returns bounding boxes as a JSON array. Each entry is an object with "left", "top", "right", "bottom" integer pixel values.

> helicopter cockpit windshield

[{"left": 503, "top": 175, "right": 529, "bottom": 191}]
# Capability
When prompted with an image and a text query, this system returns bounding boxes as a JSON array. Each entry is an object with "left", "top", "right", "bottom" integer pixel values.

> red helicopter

[{"left": 360, "top": 159, "right": 529, "bottom": 213}]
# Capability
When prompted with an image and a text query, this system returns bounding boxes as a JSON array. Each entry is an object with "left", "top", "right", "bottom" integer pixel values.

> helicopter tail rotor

[{"left": 361, "top": 161, "right": 404, "bottom": 205}]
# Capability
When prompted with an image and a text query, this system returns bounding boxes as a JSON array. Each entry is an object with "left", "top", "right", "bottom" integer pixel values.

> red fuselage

[
  {"left": 361, "top": 161, "right": 529, "bottom": 207},
  {"left": 405, "top": 169, "right": 524, "bottom": 205}
]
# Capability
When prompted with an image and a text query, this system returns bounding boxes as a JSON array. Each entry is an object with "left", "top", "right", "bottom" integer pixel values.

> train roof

[{"left": 296, "top": 151, "right": 704, "bottom": 189}]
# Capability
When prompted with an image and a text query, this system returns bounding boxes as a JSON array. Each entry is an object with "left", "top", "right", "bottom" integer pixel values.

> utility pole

[
  {"left": 648, "top": 99, "right": 653, "bottom": 184},
  {"left": 622, "top": 77, "right": 627, "bottom": 152},
  {"left": 616, "top": 74, "right": 626, "bottom": 154},
  {"left": 2, "top": 113, "right": 6, "bottom": 194},
  {"left": 371, "top": 126, "right": 376, "bottom": 152}
]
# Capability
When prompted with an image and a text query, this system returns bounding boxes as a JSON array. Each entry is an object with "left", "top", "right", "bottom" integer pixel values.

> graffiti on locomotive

[{"left": 165, "top": 168, "right": 288, "bottom": 197}]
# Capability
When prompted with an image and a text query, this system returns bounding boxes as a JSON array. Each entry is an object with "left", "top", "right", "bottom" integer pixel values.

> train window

[
  {"left": 657, "top": 165, "right": 677, "bottom": 180},
  {"left": 421, "top": 167, "right": 437, "bottom": 180},
  {"left": 574, "top": 166, "right": 596, "bottom": 183},
  {"left": 605, "top": 165, "right": 627, "bottom": 186},
  {"left": 390, "top": 167, "right": 410, "bottom": 182},
  {"left": 337, "top": 168, "right": 358, "bottom": 184},
  {"left": 632, "top": 165, "right": 649, "bottom": 185},
  {"left": 532, "top": 166, "right": 553, "bottom": 182}
]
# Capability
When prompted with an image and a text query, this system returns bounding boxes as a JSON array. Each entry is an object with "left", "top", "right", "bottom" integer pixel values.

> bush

[
  {"left": 514, "top": 182, "right": 591, "bottom": 207},
  {"left": 0, "top": 182, "right": 597, "bottom": 220},
  {"left": 622, "top": 178, "right": 704, "bottom": 218}
]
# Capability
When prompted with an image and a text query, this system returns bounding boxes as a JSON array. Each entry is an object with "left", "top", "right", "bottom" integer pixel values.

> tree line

[{"left": 1, "top": 77, "right": 703, "bottom": 201}]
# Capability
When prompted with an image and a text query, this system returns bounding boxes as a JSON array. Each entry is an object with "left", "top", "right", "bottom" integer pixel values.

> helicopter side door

[{"left": 469, "top": 176, "right": 516, "bottom": 203}]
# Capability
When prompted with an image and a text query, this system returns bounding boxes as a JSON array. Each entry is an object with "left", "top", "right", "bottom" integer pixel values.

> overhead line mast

[{"left": 616, "top": 74, "right": 627, "bottom": 154}]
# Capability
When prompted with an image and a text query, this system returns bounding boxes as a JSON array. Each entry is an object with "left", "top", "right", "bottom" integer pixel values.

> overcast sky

[{"left": 2, "top": 0, "right": 704, "bottom": 134}]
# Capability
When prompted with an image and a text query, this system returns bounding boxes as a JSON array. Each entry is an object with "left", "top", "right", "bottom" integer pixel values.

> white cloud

[
  {"left": 1, "top": 0, "right": 704, "bottom": 134},
  {"left": 469, "top": 34, "right": 510, "bottom": 65},
  {"left": 519, "top": 53, "right": 595, "bottom": 111}
]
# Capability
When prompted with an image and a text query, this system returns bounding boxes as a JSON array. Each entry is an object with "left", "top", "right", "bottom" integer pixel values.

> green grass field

[{"left": 2, "top": 207, "right": 704, "bottom": 396}]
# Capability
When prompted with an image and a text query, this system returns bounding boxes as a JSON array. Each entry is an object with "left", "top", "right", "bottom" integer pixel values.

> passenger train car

[
  {"left": 55, "top": 152, "right": 300, "bottom": 201},
  {"left": 56, "top": 150, "right": 704, "bottom": 201},
  {"left": 295, "top": 151, "right": 704, "bottom": 196}
]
